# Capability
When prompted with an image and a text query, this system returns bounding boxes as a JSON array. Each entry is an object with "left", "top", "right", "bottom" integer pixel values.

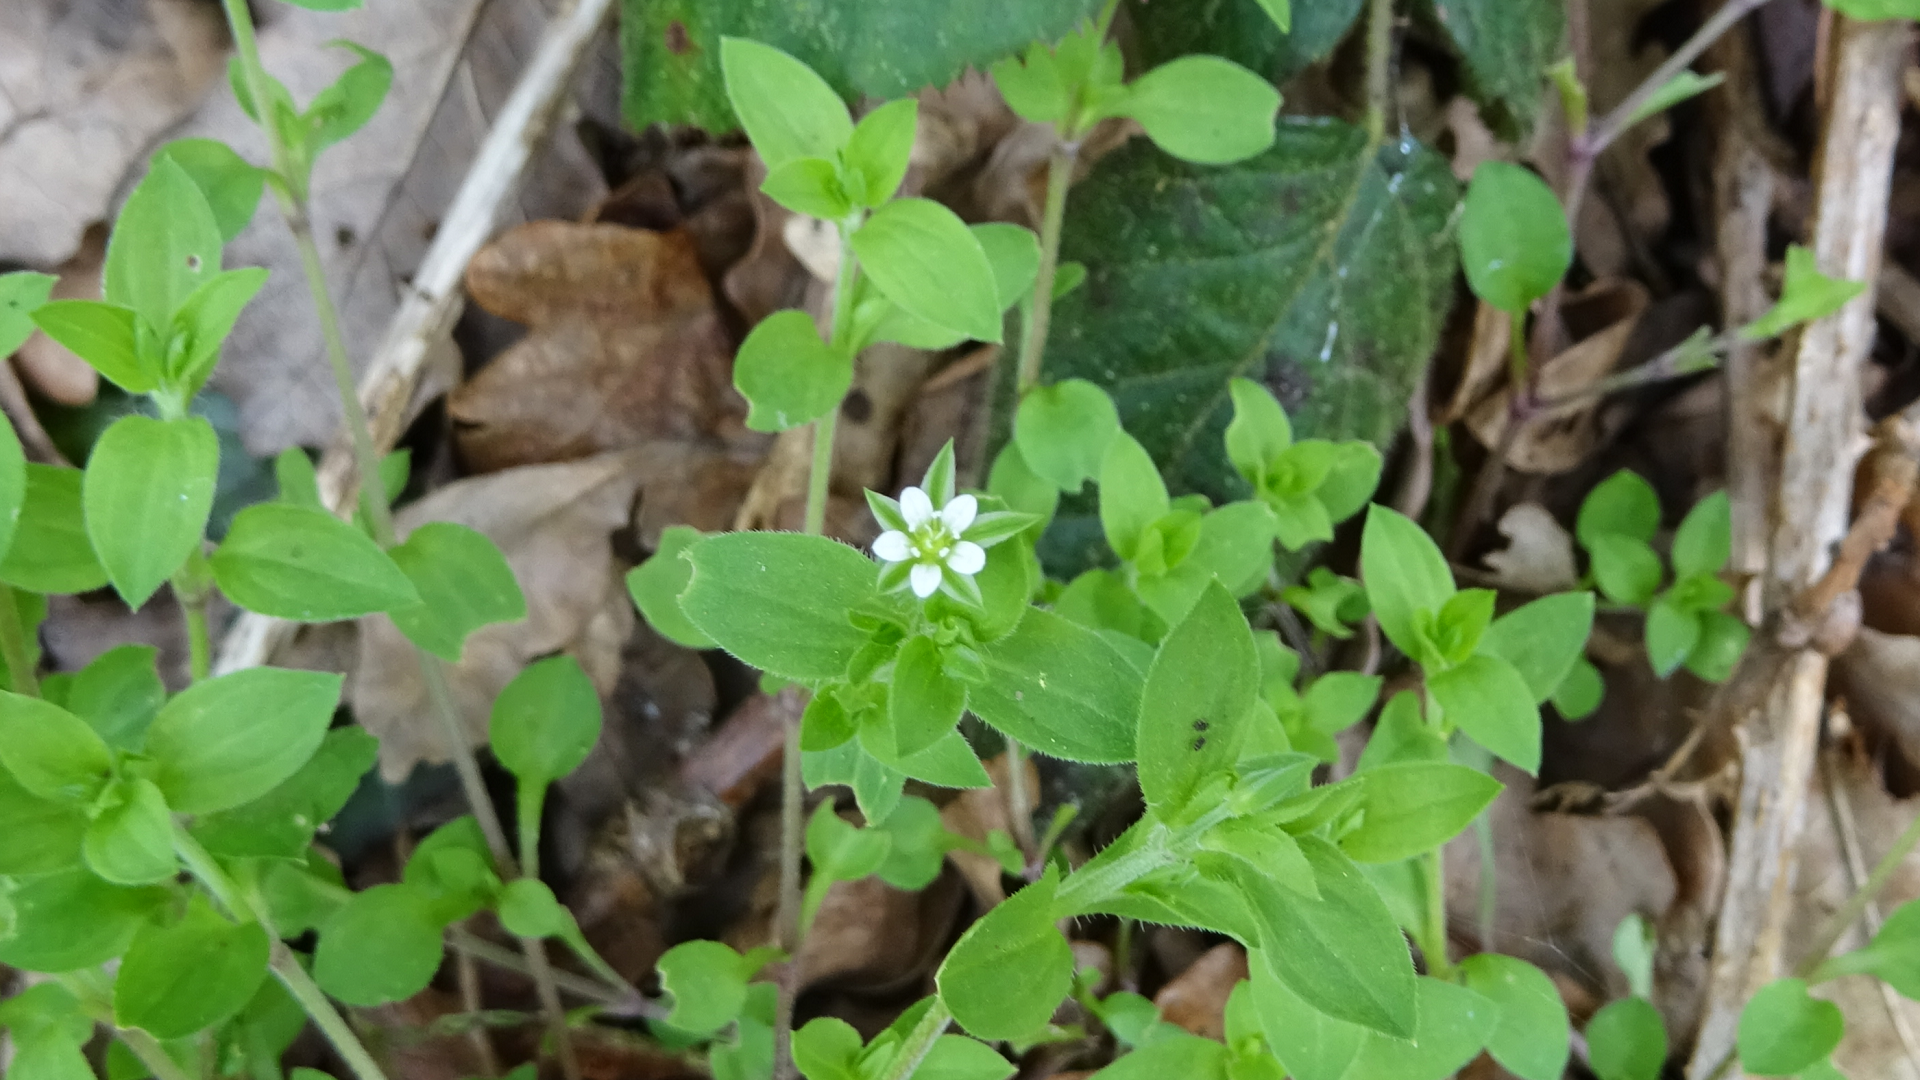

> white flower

[{"left": 873, "top": 486, "right": 989, "bottom": 599}]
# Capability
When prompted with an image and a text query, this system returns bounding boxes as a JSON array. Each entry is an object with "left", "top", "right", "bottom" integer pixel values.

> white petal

[
  {"left": 872, "top": 531, "right": 912, "bottom": 562},
  {"left": 939, "top": 493, "right": 978, "bottom": 534},
  {"left": 910, "top": 562, "right": 943, "bottom": 598},
  {"left": 900, "top": 486, "right": 935, "bottom": 528},
  {"left": 946, "top": 541, "right": 986, "bottom": 576}
]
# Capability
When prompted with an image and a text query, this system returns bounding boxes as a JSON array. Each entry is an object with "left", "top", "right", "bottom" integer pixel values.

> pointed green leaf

[
  {"left": 212, "top": 502, "right": 418, "bottom": 621},
  {"left": 851, "top": 198, "right": 1003, "bottom": 343},
  {"left": 83, "top": 415, "right": 218, "bottom": 609},
  {"left": 387, "top": 522, "right": 527, "bottom": 662},
  {"left": 938, "top": 867, "right": 1073, "bottom": 1041},
  {"left": 115, "top": 898, "right": 270, "bottom": 1038},
  {"left": 145, "top": 667, "right": 342, "bottom": 814}
]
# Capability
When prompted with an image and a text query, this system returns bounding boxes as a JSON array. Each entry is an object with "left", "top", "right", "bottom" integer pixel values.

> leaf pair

[{"left": 1224, "top": 377, "right": 1382, "bottom": 551}]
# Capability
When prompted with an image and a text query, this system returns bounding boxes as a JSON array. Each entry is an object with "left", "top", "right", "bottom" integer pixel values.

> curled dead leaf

[
  {"left": 1153, "top": 942, "right": 1247, "bottom": 1041},
  {"left": 1481, "top": 503, "right": 1580, "bottom": 594}
]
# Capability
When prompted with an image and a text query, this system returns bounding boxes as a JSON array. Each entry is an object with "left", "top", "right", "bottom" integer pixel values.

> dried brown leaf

[
  {"left": 1481, "top": 503, "right": 1580, "bottom": 594},
  {"left": 1152, "top": 942, "right": 1247, "bottom": 1041}
]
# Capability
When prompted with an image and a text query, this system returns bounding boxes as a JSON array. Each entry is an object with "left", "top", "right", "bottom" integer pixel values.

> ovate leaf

[
  {"left": 1427, "top": 653, "right": 1541, "bottom": 774},
  {"left": 83, "top": 778, "right": 176, "bottom": 885},
  {"left": 313, "top": 883, "right": 445, "bottom": 1006},
  {"left": 680, "top": 532, "right": 885, "bottom": 682},
  {"left": 1585, "top": 997, "right": 1667, "bottom": 1080},
  {"left": 938, "top": 867, "right": 1073, "bottom": 1041},
  {"left": 718, "top": 37, "right": 853, "bottom": 170},
  {"left": 83, "top": 415, "right": 219, "bottom": 609},
  {"left": 0, "top": 466, "right": 107, "bottom": 595},
  {"left": 386, "top": 522, "right": 527, "bottom": 662},
  {"left": 625, "top": 525, "right": 714, "bottom": 649},
  {"left": 114, "top": 898, "right": 270, "bottom": 1039},
  {"left": 145, "top": 667, "right": 342, "bottom": 814},
  {"left": 1477, "top": 591, "right": 1595, "bottom": 703},
  {"left": 211, "top": 502, "right": 419, "bottom": 621},
  {"left": 1458, "top": 953, "right": 1571, "bottom": 1080},
  {"left": 103, "top": 157, "right": 223, "bottom": 336},
  {"left": 0, "top": 693, "right": 113, "bottom": 803},
  {"left": 489, "top": 656, "right": 602, "bottom": 786},
  {"left": 851, "top": 198, "right": 1003, "bottom": 344},
  {"left": 1136, "top": 583, "right": 1258, "bottom": 813},
  {"left": 1359, "top": 505, "right": 1454, "bottom": 659},
  {"left": 968, "top": 609, "right": 1142, "bottom": 763},
  {"left": 1336, "top": 762, "right": 1502, "bottom": 864},
  {"left": 1114, "top": 56, "right": 1280, "bottom": 165},
  {"left": 735, "top": 310, "right": 851, "bottom": 432},
  {"left": 1459, "top": 161, "right": 1571, "bottom": 315},
  {"left": 1014, "top": 379, "right": 1122, "bottom": 493},
  {"left": 1419, "top": 0, "right": 1565, "bottom": 136},
  {"left": 1736, "top": 978, "right": 1843, "bottom": 1077}
]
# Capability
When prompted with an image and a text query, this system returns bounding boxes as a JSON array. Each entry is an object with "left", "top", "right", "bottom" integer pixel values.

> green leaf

[
  {"left": 280, "top": 0, "right": 363, "bottom": 11},
  {"left": 1419, "top": 0, "right": 1565, "bottom": 136},
  {"left": 1015, "top": 380, "right": 1123, "bottom": 494},
  {"left": 154, "top": 139, "right": 264, "bottom": 243},
  {"left": 104, "top": 157, "right": 223, "bottom": 337},
  {"left": 314, "top": 883, "right": 445, "bottom": 1006},
  {"left": 1551, "top": 656, "right": 1605, "bottom": 720},
  {"left": 1042, "top": 124, "right": 1457, "bottom": 502},
  {"left": 114, "top": 898, "right": 269, "bottom": 1039},
  {"left": 0, "top": 466, "right": 106, "bottom": 595},
  {"left": 1478, "top": 591, "right": 1595, "bottom": 703},
  {"left": 1112, "top": 56, "right": 1280, "bottom": 165},
  {"left": 680, "top": 532, "right": 885, "bottom": 682},
  {"left": 387, "top": 522, "right": 527, "bottom": 662},
  {"left": 0, "top": 868, "right": 166, "bottom": 972},
  {"left": 912, "top": 1034, "right": 1017, "bottom": 1080},
  {"left": 1428, "top": 653, "right": 1541, "bottom": 773},
  {"left": 0, "top": 771, "right": 88, "bottom": 875},
  {"left": 1086, "top": 1035, "right": 1230, "bottom": 1080},
  {"left": 1201, "top": 819, "right": 1316, "bottom": 897},
  {"left": 0, "top": 692, "right": 112, "bottom": 804},
  {"left": 1459, "top": 161, "right": 1571, "bottom": 315},
  {"left": 761, "top": 156, "right": 853, "bottom": 220},
  {"left": 887, "top": 634, "right": 964, "bottom": 758},
  {"left": 624, "top": 1, "right": 1101, "bottom": 131},
  {"left": 490, "top": 656, "right": 602, "bottom": 785},
  {"left": 1360, "top": 505, "right": 1455, "bottom": 659},
  {"left": 938, "top": 867, "right": 1073, "bottom": 1041},
  {"left": 1578, "top": 470, "right": 1661, "bottom": 545},
  {"left": 1339, "top": 977, "right": 1499, "bottom": 1080},
  {"left": 1458, "top": 954, "right": 1571, "bottom": 1080},
  {"left": 1240, "top": 838, "right": 1416, "bottom": 1038},
  {"left": 968, "top": 608, "right": 1143, "bottom": 763},
  {"left": 1824, "top": 898, "right": 1920, "bottom": 997},
  {"left": 791, "top": 1016, "right": 863, "bottom": 1080},
  {"left": 1100, "top": 433, "right": 1171, "bottom": 560},
  {"left": 871, "top": 795, "right": 952, "bottom": 891},
  {"left": 1686, "top": 610, "right": 1749, "bottom": 683},
  {"left": 192, "top": 727, "right": 378, "bottom": 859},
  {"left": 1337, "top": 762, "right": 1503, "bottom": 863},
  {"left": 1585, "top": 996, "right": 1667, "bottom": 1080},
  {"left": 83, "top": 779, "right": 176, "bottom": 885},
  {"left": 145, "top": 667, "right": 343, "bottom": 814},
  {"left": 66, "top": 645, "right": 164, "bottom": 750},
  {"left": 1625, "top": 71, "right": 1726, "bottom": 129},
  {"left": 1129, "top": 0, "right": 1360, "bottom": 89},
  {"left": 0, "top": 272, "right": 55, "bottom": 359},
  {"left": 1252, "top": 0, "right": 1291, "bottom": 29},
  {"left": 852, "top": 199, "right": 1004, "bottom": 343},
  {"left": 9, "top": 1032, "right": 93, "bottom": 1080},
  {"left": 626, "top": 525, "right": 714, "bottom": 649},
  {"left": 1225, "top": 377, "right": 1293, "bottom": 481},
  {"left": 211, "top": 502, "right": 417, "bottom": 621},
  {"left": 29, "top": 301, "right": 154, "bottom": 394},
  {"left": 305, "top": 42, "right": 392, "bottom": 156},
  {"left": 83, "top": 415, "right": 219, "bottom": 609},
  {"left": 1738, "top": 978, "right": 1844, "bottom": 1077},
  {"left": 1137, "top": 582, "right": 1257, "bottom": 813},
  {"left": 658, "top": 939, "right": 758, "bottom": 1035},
  {"left": 1247, "top": 949, "right": 1364, "bottom": 1080},
  {"left": 974, "top": 223, "right": 1042, "bottom": 310},
  {"left": 167, "top": 267, "right": 269, "bottom": 397},
  {"left": 1588, "top": 535, "right": 1664, "bottom": 607},
  {"left": 1823, "top": 0, "right": 1920, "bottom": 19},
  {"left": 1672, "top": 491, "right": 1732, "bottom": 578},
  {"left": 735, "top": 310, "right": 851, "bottom": 432},
  {"left": 1613, "top": 913, "right": 1657, "bottom": 1000},
  {"left": 497, "top": 878, "right": 572, "bottom": 939},
  {"left": 1301, "top": 672, "right": 1382, "bottom": 735},
  {"left": 845, "top": 99, "right": 917, "bottom": 207},
  {"left": 1645, "top": 597, "right": 1701, "bottom": 678},
  {"left": 1741, "top": 245, "right": 1867, "bottom": 341},
  {"left": 402, "top": 817, "right": 500, "bottom": 925},
  {"left": 719, "top": 37, "right": 854, "bottom": 170},
  {"left": 802, "top": 803, "right": 892, "bottom": 928}
]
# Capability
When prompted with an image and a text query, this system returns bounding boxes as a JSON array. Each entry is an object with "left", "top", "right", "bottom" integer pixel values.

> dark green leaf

[
  {"left": 624, "top": 1, "right": 1102, "bottom": 131},
  {"left": 1458, "top": 953, "right": 1571, "bottom": 1080},
  {"left": 114, "top": 898, "right": 269, "bottom": 1039},
  {"left": 387, "top": 522, "right": 527, "bottom": 662},
  {"left": 1128, "top": 0, "right": 1362, "bottom": 87},
  {"left": 490, "top": 656, "right": 602, "bottom": 785},
  {"left": 0, "top": 465, "right": 107, "bottom": 594},
  {"left": 1137, "top": 583, "right": 1257, "bottom": 813},
  {"left": 212, "top": 502, "right": 418, "bottom": 621},
  {"left": 968, "top": 609, "right": 1142, "bottom": 763},
  {"left": 145, "top": 667, "right": 343, "bottom": 814},
  {"left": 314, "top": 883, "right": 445, "bottom": 1006},
  {"left": 1042, "top": 123, "right": 1458, "bottom": 501},
  {"left": 1418, "top": 0, "right": 1565, "bottom": 136},
  {"left": 1737, "top": 978, "right": 1843, "bottom": 1077},
  {"left": 680, "top": 532, "right": 885, "bottom": 682},
  {"left": 938, "top": 867, "right": 1073, "bottom": 1041},
  {"left": 83, "top": 415, "right": 218, "bottom": 609}
]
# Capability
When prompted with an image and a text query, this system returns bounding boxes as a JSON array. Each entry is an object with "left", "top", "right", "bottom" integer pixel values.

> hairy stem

[
  {"left": 1798, "top": 807, "right": 1920, "bottom": 979},
  {"left": 876, "top": 1000, "right": 954, "bottom": 1080},
  {"left": 1422, "top": 845, "right": 1452, "bottom": 979},
  {"left": 216, "top": 1, "right": 577, "bottom": 1070},
  {"left": 0, "top": 581, "right": 37, "bottom": 696},
  {"left": 173, "top": 825, "right": 390, "bottom": 1080}
]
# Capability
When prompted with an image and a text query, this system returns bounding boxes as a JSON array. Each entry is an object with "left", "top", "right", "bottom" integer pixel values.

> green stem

[
  {"left": 55, "top": 971, "right": 198, "bottom": 1080},
  {"left": 1798, "top": 807, "right": 1920, "bottom": 980},
  {"left": 172, "top": 825, "right": 390, "bottom": 1080},
  {"left": 0, "top": 581, "right": 38, "bottom": 696},
  {"left": 1580, "top": 0, "right": 1770, "bottom": 160},
  {"left": 1363, "top": 0, "right": 1395, "bottom": 141},
  {"left": 875, "top": 1000, "right": 953, "bottom": 1080},
  {"left": 117, "top": 1029, "right": 196, "bottom": 1080},
  {"left": 803, "top": 412, "right": 837, "bottom": 538},
  {"left": 1015, "top": 145, "right": 1076, "bottom": 394},
  {"left": 1422, "top": 846, "right": 1452, "bottom": 979}
]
